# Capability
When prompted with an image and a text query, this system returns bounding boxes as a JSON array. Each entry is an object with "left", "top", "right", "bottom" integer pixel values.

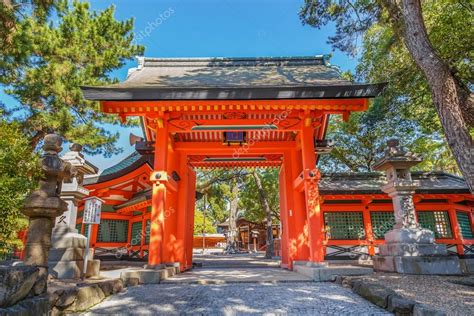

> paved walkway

[
  {"left": 87, "top": 282, "right": 390, "bottom": 315},
  {"left": 88, "top": 253, "right": 389, "bottom": 315}
]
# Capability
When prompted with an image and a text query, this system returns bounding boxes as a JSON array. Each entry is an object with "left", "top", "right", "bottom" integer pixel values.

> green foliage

[
  {"left": 239, "top": 168, "right": 280, "bottom": 223},
  {"left": 1, "top": 0, "right": 144, "bottom": 156},
  {"left": 320, "top": 100, "right": 458, "bottom": 173},
  {"left": 357, "top": 1, "right": 472, "bottom": 135},
  {"left": 193, "top": 210, "right": 217, "bottom": 235},
  {"left": 301, "top": 0, "right": 472, "bottom": 173},
  {"left": 194, "top": 168, "right": 280, "bottom": 231},
  {"left": 195, "top": 169, "right": 238, "bottom": 225},
  {"left": 0, "top": 0, "right": 54, "bottom": 50},
  {"left": 0, "top": 120, "right": 40, "bottom": 257}
]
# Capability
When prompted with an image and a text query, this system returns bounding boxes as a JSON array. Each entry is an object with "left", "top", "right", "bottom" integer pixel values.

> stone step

[
  {"left": 294, "top": 264, "right": 373, "bottom": 282},
  {"left": 119, "top": 266, "right": 178, "bottom": 284}
]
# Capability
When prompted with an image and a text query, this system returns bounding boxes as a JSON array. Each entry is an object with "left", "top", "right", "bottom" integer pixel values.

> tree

[
  {"left": 226, "top": 178, "right": 240, "bottom": 253},
  {"left": 193, "top": 209, "right": 217, "bottom": 235},
  {"left": 319, "top": 100, "right": 459, "bottom": 173},
  {"left": 240, "top": 168, "right": 280, "bottom": 257},
  {"left": 240, "top": 168, "right": 280, "bottom": 223},
  {"left": 251, "top": 170, "right": 275, "bottom": 259},
  {"left": 300, "top": 0, "right": 473, "bottom": 191},
  {"left": 0, "top": 120, "right": 40, "bottom": 258},
  {"left": 195, "top": 169, "right": 247, "bottom": 227},
  {"left": 195, "top": 168, "right": 281, "bottom": 254},
  {"left": 1, "top": 0, "right": 144, "bottom": 156},
  {"left": 0, "top": 0, "right": 54, "bottom": 49}
]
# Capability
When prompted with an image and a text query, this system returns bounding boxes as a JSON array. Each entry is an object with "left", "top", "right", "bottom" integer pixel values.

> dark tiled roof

[
  {"left": 83, "top": 151, "right": 153, "bottom": 185},
  {"left": 101, "top": 152, "right": 142, "bottom": 176},
  {"left": 82, "top": 56, "right": 385, "bottom": 100},
  {"left": 319, "top": 171, "right": 470, "bottom": 195}
]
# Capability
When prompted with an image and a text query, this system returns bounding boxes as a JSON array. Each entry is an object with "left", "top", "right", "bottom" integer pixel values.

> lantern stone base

[
  {"left": 374, "top": 228, "right": 462, "bottom": 275},
  {"left": 383, "top": 227, "right": 435, "bottom": 244},
  {"left": 48, "top": 225, "right": 100, "bottom": 279},
  {"left": 373, "top": 255, "right": 462, "bottom": 275},
  {"left": 293, "top": 261, "right": 373, "bottom": 281},
  {"left": 49, "top": 259, "right": 101, "bottom": 279}
]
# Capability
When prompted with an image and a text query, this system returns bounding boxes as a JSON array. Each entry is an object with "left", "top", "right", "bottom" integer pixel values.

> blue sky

[{"left": 2, "top": 0, "right": 359, "bottom": 171}]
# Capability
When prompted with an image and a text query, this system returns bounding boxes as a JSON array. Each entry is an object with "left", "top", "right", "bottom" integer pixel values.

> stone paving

[
  {"left": 161, "top": 267, "right": 312, "bottom": 284},
  {"left": 86, "top": 282, "right": 390, "bottom": 315}
]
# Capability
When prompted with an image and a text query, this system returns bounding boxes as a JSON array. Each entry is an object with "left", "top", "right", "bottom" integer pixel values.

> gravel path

[
  {"left": 86, "top": 282, "right": 390, "bottom": 315},
  {"left": 355, "top": 273, "right": 474, "bottom": 316}
]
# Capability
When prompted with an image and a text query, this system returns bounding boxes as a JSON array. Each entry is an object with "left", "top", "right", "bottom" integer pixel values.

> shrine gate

[{"left": 82, "top": 56, "right": 384, "bottom": 270}]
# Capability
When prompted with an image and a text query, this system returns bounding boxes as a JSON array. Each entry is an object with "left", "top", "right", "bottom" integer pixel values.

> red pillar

[
  {"left": 279, "top": 162, "right": 289, "bottom": 268},
  {"left": 290, "top": 148, "right": 310, "bottom": 262},
  {"left": 162, "top": 144, "right": 180, "bottom": 263},
  {"left": 448, "top": 206, "right": 464, "bottom": 255},
  {"left": 176, "top": 153, "right": 189, "bottom": 271},
  {"left": 149, "top": 120, "right": 169, "bottom": 266},
  {"left": 185, "top": 166, "right": 197, "bottom": 269},
  {"left": 362, "top": 202, "right": 375, "bottom": 256},
  {"left": 300, "top": 122, "right": 324, "bottom": 263},
  {"left": 140, "top": 211, "right": 146, "bottom": 258}
]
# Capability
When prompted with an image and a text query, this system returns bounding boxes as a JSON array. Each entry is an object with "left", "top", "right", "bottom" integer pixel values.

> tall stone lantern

[
  {"left": 48, "top": 144, "right": 101, "bottom": 279},
  {"left": 22, "top": 134, "right": 72, "bottom": 292},
  {"left": 373, "top": 139, "right": 461, "bottom": 274}
]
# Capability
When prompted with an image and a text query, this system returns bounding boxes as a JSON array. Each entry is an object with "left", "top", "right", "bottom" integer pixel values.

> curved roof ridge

[{"left": 84, "top": 151, "right": 153, "bottom": 185}]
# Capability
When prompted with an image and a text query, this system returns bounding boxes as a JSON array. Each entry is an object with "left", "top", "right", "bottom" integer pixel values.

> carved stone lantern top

[
  {"left": 373, "top": 139, "right": 422, "bottom": 184},
  {"left": 61, "top": 143, "right": 98, "bottom": 185},
  {"left": 60, "top": 143, "right": 98, "bottom": 202},
  {"left": 22, "top": 134, "right": 72, "bottom": 218}
]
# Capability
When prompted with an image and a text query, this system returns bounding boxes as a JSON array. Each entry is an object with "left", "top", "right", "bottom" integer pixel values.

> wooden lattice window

[
  {"left": 324, "top": 212, "right": 365, "bottom": 240},
  {"left": 145, "top": 220, "right": 151, "bottom": 245},
  {"left": 98, "top": 220, "right": 128, "bottom": 243},
  {"left": 370, "top": 212, "right": 395, "bottom": 239},
  {"left": 456, "top": 211, "right": 473, "bottom": 239},
  {"left": 417, "top": 211, "right": 452, "bottom": 239},
  {"left": 130, "top": 221, "right": 143, "bottom": 245}
]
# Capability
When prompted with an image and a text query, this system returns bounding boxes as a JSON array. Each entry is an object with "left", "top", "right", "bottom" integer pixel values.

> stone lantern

[
  {"left": 373, "top": 139, "right": 461, "bottom": 274},
  {"left": 22, "top": 134, "right": 72, "bottom": 292},
  {"left": 48, "top": 143, "right": 101, "bottom": 279}
]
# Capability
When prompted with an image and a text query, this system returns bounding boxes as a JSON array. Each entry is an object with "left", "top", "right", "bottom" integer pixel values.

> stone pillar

[
  {"left": 22, "top": 134, "right": 72, "bottom": 292},
  {"left": 373, "top": 139, "right": 461, "bottom": 275},
  {"left": 48, "top": 144, "right": 101, "bottom": 279}
]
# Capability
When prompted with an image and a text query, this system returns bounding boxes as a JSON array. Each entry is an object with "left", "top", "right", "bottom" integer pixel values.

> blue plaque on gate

[{"left": 224, "top": 132, "right": 246, "bottom": 143}]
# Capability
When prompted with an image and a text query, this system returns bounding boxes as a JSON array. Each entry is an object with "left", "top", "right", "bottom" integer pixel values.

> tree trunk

[
  {"left": 252, "top": 170, "right": 274, "bottom": 259},
  {"left": 29, "top": 130, "right": 45, "bottom": 150},
  {"left": 225, "top": 179, "right": 239, "bottom": 253},
  {"left": 384, "top": 0, "right": 474, "bottom": 192}
]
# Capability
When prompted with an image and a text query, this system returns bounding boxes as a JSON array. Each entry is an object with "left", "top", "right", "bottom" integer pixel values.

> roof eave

[{"left": 81, "top": 83, "right": 386, "bottom": 101}]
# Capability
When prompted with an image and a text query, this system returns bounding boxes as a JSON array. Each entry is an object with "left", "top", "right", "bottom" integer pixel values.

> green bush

[{"left": 0, "top": 120, "right": 40, "bottom": 258}]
